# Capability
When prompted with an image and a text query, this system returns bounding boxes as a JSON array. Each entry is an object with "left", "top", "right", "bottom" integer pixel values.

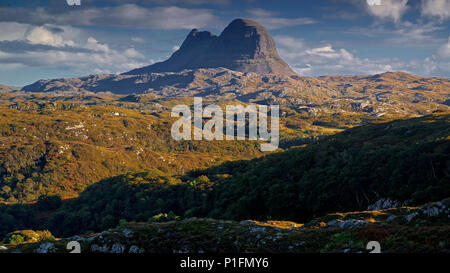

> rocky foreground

[{"left": 1, "top": 198, "right": 448, "bottom": 253}]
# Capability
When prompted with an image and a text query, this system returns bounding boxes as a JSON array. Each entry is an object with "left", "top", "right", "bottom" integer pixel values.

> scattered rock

[
  {"left": 405, "top": 212, "right": 419, "bottom": 222},
  {"left": 129, "top": 245, "right": 145, "bottom": 254},
  {"left": 367, "top": 198, "right": 406, "bottom": 210},
  {"left": 91, "top": 244, "right": 109, "bottom": 253},
  {"left": 387, "top": 215, "right": 397, "bottom": 222},
  {"left": 110, "top": 243, "right": 126, "bottom": 254},
  {"left": 34, "top": 242, "right": 56, "bottom": 253},
  {"left": 249, "top": 227, "right": 266, "bottom": 233},
  {"left": 122, "top": 229, "right": 133, "bottom": 238},
  {"left": 327, "top": 220, "right": 368, "bottom": 229}
]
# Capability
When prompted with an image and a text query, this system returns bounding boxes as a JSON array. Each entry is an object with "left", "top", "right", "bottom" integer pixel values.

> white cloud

[
  {"left": 0, "top": 22, "right": 30, "bottom": 41},
  {"left": 26, "top": 26, "right": 75, "bottom": 47},
  {"left": 247, "top": 8, "right": 317, "bottom": 29},
  {"left": 131, "top": 37, "right": 145, "bottom": 43},
  {"left": 124, "top": 48, "right": 145, "bottom": 59},
  {"left": 112, "top": 0, "right": 230, "bottom": 5},
  {"left": 85, "top": 37, "right": 110, "bottom": 52},
  {"left": 276, "top": 35, "right": 391, "bottom": 75},
  {"left": 275, "top": 35, "right": 450, "bottom": 77},
  {"left": 421, "top": 0, "right": 450, "bottom": 20},
  {"left": 305, "top": 46, "right": 353, "bottom": 60},
  {"left": 274, "top": 36, "right": 305, "bottom": 52},
  {"left": 366, "top": 0, "right": 409, "bottom": 22},
  {"left": 0, "top": 4, "right": 221, "bottom": 30},
  {"left": 0, "top": 25, "right": 148, "bottom": 76},
  {"left": 386, "top": 21, "right": 444, "bottom": 44},
  {"left": 345, "top": 21, "right": 445, "bottom": 47},
  {"left": 438, "top": 37, "right": 450, "bottom": 58},
  {"left": 248, "top": 8, "right": 278, "bottom": 18}
]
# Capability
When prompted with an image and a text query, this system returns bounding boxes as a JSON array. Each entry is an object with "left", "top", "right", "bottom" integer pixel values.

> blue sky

[{"left": 0, "top": 0, "right": 449, "bottom": 86}]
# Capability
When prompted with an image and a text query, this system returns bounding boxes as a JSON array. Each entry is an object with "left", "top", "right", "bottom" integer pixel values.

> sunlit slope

[
  {"left": 0, "top": 102, "right": 265, "bottom": 203},
  {"left": 13, "top": 111, "right": 446, "bottom": 238}
]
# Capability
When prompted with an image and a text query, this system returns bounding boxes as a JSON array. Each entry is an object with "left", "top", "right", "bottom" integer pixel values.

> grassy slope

[
  {"left": 0, "top": 94, "right": 378, "bottom": 203},
  {"left": 0, "top": 102, "right": 266, "bottom": 202},
  {"left": 194, "top": 111, "right": 450, "bottom": 221},
  {"left": 2, "top": 198, "right": 449, "bottom": 253},
  {"left": 0, "top": 111, "right": 447, "bottom": 239}
]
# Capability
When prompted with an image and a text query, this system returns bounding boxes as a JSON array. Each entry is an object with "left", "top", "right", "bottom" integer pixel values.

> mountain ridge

[
  {"left": 18, "top": 69, "right": 450, "bottom": 118},
  {"left": 124, "top": 18, "right": 296, "bottom": 76}
]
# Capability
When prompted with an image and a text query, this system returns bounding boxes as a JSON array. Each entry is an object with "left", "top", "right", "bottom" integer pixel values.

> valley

[{"left": 0, "top": 17, "right": 448, "bottom": 254}]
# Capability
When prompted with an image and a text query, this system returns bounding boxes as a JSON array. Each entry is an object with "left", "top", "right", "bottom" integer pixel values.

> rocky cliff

[{"left": 124, "top": 18, "right": 296, "bottom": 75}]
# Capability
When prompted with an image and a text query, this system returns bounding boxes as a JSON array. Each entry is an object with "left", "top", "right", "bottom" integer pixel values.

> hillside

[
  {"left": 0, "top": 99, "right": 268, "bottom": 203},
  {"left": 197, "top": 111, "right": 450, "bottom": 221},
  {"left": 2, "top": 198, "right": 449, "bottom": 253},
  {"left": 1, "top": 90, "right": 404, "bottom": 203},
  {"left": 20, "top": 69, "right": 450, "bottom": 119},
  {"left": 0, "top": 111, "right": 447, "bottom": 239},
  {"left": 0, "top": 85, "right": 18, "bottom": 92}
]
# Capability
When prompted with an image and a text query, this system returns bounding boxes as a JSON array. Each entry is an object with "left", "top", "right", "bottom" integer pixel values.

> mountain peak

[
  {"left": 180, "top": 29, "right": 217, "bottom": 50},
  {"left": 221, "top": 18, "right": 269, "bottom": 38},
  {"left": 218, "top": 18, "right": 277, "bottom": 58},
  {"left": 221, "top": 18, "right": 267, "bottom": 36},
  {"left": 124, "top": 18, "right": 296, "bottom": 76}
]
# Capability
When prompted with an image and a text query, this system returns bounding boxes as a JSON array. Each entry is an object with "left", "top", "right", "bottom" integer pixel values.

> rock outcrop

[{"left": 124, "top": 18, "right": 296, "bottom": 75}]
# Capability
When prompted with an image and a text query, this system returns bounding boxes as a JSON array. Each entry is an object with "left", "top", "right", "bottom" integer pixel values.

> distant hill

[
  {"left": 0, "top": 84, "right": 19, "bottom": 92},
  {"left": 16, "top": 19, "right": 449, "bottom": 118},
  {"left": 20, "top": 69, "right": 450, "bottom": 117}
]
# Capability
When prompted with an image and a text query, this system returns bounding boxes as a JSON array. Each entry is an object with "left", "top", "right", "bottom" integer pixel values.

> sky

[{"left": 0, "top": 0, "right": 449, "bottom": 86}]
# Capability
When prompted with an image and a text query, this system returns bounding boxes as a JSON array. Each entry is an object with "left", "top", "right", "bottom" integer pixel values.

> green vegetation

[
  {"left": 8, "top": 234, "right": 24, "bottom": 245},
  {"left": 2, "top": 199, "right": 449, "bottom": 253},
  {"left": 200, "top": 111, "right": 449, "bottom": 221},
  {"left": 0, "top": 111, "right": 447, "bottom": 238},
  {"left": 0, "top": 101, "right": 265, "bottom": 202},
  {"left": 5, "top": 230, "right": 55, "bottom": 245},
  {"left": 0, "top": 95, "right": 372, "bottom": 203}
]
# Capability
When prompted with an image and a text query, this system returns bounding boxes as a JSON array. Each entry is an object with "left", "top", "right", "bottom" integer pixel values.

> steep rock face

[{"left": 124, "top": 18, "right": 296, "bottom": 75}]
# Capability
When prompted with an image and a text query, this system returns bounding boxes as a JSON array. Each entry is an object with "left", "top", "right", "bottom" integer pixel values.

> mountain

[
  {"left": 20, "top": 69, "right": 450, "bottom": 117},
  {"left": 124, "top": 18, "right": 296, "bottom": 76},
  {"left": 17, "top": 19, "right": 449, "bottom": 117}
]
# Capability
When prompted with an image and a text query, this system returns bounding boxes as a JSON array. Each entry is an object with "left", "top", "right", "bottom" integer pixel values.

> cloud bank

[{"left": 0, "top": 23, "right": 148, "bottom": 76}]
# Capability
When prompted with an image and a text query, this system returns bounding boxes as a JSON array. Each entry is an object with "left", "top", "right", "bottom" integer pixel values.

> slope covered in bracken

[
  {"left": 0, "top": 111, "right": 447, "bottom": 239},
  {"left": 2, "top": 198, "right": 449, "bottom": 253}
]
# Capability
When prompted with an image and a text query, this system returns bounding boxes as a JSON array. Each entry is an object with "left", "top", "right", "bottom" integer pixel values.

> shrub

[
  {"left": 8, "top": 234, "right": 24, "bottom": 245},
  {"left": 36, "top": 195, "right": 62, "bottom": 211},
  {"left": 6, "top": 230, "right": 55, "bottom": 244},
  {"left": 118, "top": 219, "right": 129, "bottom": 228},
  {"left": 148, "top": 211, "right": 180, "bottom": 223}
]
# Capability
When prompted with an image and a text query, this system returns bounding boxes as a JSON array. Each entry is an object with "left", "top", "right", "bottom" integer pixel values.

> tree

[{"left": 36, "top": 195, "right": 62, "bottom": 211}]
